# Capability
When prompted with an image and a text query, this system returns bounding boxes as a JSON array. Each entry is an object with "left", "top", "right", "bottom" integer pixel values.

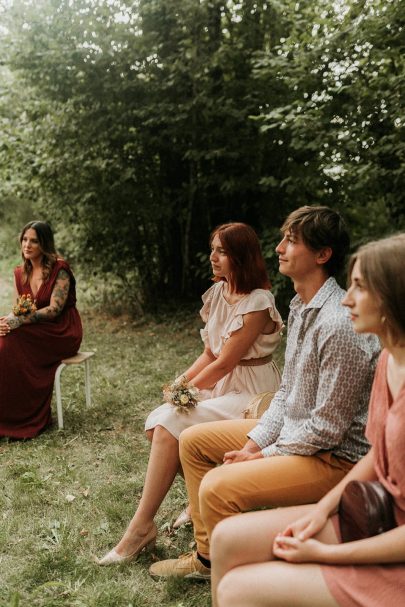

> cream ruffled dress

[{"left": 145, "top": 281, "right": 283, "bottom": 439}]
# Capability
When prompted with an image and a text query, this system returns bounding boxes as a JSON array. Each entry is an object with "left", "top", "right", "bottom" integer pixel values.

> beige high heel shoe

[
  {"left": 173, "top": 507, "right": 191, "bottom": 529},
  {"left": 95, "top": 523, "right": 157, "bottom": 566}
]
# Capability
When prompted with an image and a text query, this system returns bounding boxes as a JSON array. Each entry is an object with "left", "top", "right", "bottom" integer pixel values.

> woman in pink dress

[
  {"left": 0, "top": 221, "right": 82, "bottom": 439},
  {"left": 97, "top": 222, "right": 283, "bottom": 565},
  {"left": 210, "top": 232, "right": 405, "bottom": 607}
]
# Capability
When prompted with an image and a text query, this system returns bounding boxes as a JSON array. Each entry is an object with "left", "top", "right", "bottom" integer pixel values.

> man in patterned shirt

[{"left": 150, "top": 206, "right": 380, "bottom": 579}]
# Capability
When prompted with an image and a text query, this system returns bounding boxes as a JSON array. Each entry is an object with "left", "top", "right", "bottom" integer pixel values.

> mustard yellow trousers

[{"left": 179, "top": 419, "right": 353, "bottom": 558}]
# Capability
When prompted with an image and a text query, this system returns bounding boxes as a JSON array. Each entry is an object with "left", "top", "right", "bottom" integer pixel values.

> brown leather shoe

[{"left": 149, "top": 551, "right": 210, "bottom": 579}]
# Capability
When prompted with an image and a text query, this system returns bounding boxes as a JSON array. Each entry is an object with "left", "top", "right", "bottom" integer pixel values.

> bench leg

[
  {"left": 54, "top": 363, "right": 66, "bottom": 429},
  {"left": 84, "top": 358, "right": 92, "bottom": 408}
]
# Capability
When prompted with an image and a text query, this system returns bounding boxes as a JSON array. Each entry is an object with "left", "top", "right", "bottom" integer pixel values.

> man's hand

[{"left": 223, "top": 439, "right": 262, "bottom": 465}]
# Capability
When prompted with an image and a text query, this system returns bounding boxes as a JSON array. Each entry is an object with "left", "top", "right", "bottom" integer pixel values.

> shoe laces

[{"left": 178, "top": 552, "right": 194, "bottom": 561}]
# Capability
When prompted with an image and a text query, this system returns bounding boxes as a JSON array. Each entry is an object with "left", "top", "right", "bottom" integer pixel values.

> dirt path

[{"left": 0, "top": 273, "right": 13, "bottom": 314}]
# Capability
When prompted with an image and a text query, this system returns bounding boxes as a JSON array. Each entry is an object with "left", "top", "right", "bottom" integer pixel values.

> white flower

[{"left": 180, "top": 394, "right": 189, "bottom": 404}]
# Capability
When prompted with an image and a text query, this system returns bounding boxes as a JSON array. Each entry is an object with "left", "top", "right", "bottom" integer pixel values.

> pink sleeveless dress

[{"left": 322, "top": 350, "right": 405, "bottom": 606}]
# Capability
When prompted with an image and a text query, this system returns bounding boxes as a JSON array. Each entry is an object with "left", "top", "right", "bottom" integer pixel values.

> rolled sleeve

[{"left": 247, "top": 383, "right": 286, "bottom": 448}]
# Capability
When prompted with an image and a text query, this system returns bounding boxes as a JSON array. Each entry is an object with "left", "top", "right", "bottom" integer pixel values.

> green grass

[
  {"left": 0, "top": 252, "right": 286, "bottom": 606},
  {"left": 0, "top": 303, "right": 215, "bottom": 606}
]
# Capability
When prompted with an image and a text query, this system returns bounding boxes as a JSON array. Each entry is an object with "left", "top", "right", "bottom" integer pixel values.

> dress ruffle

[
  {"left": 221, "top": 290, "right": 283, "bottom": 342},
  {"left": 200, "top": 283, "right": 216, "bottom": 323},
  {"left": 199, "top": 283, "right": 283, "bottom": 346}
]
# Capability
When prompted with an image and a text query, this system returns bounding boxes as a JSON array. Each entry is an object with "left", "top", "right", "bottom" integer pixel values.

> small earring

[{"left": 381, "top": 316, "right": 386, "bottom": 324}]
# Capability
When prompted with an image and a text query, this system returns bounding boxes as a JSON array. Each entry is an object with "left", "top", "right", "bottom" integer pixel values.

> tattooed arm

[{"left": 7, "top": 269, "right": 71, "bottom": 330}]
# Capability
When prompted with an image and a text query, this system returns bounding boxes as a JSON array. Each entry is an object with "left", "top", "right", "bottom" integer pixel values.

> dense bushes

[{"left": 0, "top": 0, "right": 403, "bottom": 312}]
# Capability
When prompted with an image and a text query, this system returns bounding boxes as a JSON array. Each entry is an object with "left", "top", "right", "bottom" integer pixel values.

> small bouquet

[
  {"left": 163, "top": 375, "right": 201, "bottom": 414},
  {"left": 12, "top": 293, "right": 37, "bottom": 316}
]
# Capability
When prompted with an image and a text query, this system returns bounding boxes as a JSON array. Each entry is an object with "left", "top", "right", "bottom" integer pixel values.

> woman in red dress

[
  {"left": 0, "top": 221, "right": 82, "bottom": 439},
  {"left": 210, "top": 233, "right": 405, "bottom": 607}
]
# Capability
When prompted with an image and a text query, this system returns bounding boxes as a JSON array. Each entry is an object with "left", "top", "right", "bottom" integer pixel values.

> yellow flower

[{"left": 180, "top": 394, "right": 189, "bottom": 404}]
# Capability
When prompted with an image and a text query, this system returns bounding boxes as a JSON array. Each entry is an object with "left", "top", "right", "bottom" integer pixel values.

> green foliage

[
  {"left": 252, "top": 0, "right": 404, "bottom": 246},
  {"left": 0, "top": 0, "right": 403, "bottom": 312}
]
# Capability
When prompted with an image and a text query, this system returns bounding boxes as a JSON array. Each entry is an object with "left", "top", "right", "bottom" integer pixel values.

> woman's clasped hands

[
  {"left": 0, "top": 317, "right": 11, "bottom": 337},
  {"left": 273, "top": 507, "right": 331, "bottom": 563}
]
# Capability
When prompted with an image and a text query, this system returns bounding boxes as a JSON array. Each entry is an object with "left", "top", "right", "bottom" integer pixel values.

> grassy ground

[{"left": 0, "top": 255, "right": 285, "bottom": 607}]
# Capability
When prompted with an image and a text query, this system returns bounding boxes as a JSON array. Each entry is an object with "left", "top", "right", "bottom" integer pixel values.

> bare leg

[
  {"left": 149, "top": 428, "right": 191, "bottom": 528},
  {"left": 211, "top": 505, "right": 339, "bottom": 607},
  {"left": 114, "top": 425, "right": 180, "bottom": 555},
  {"left": 217, "top": 561, "right": 340, "bottom": 607}
]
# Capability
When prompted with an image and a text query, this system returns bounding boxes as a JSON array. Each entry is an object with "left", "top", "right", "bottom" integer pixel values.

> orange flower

[{"left": 12, "top": 294, "right": 37, "bottom": 316}]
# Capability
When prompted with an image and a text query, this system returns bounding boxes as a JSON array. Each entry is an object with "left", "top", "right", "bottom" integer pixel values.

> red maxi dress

[
  {"left": 0, "top": 259, "right": 82, "bottom": 439},
  {"left": 321, "top": 349, "right": 405, "bottom": 606}
]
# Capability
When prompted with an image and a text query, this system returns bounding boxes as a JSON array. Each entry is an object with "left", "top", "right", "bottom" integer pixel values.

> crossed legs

[{"left": 211, "top": 506, "right": 340, "bottom": 607}]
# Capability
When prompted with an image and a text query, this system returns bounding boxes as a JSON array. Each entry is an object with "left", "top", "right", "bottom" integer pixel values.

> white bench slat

[{"left": 61, "top": 351, "right": 95, "bottom": 365}]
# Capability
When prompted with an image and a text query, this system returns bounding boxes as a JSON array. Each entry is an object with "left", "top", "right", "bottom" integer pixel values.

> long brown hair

[
  {"left": 210, "top": 222, "right": 270, "bottom": 293},
  {"left": 19, "top": 221, "right": 58, "bottom": 284},
  {"left": 348, "top": 233, "right": 405, "bottom": 343}
]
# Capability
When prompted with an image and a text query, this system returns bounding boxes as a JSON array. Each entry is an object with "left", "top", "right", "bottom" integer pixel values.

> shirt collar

[{"left": 290, "top": 276, "right": 338, "bottom": 313}]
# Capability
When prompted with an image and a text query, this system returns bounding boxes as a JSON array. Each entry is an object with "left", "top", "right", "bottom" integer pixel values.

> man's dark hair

[{"left": 281, "top": 205, "right": 350, "bottom": 276}]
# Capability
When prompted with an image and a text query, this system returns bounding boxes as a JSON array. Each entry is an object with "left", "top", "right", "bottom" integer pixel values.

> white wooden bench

[{"left": 54, "top": 351, "right": 95, "bottom": 429}]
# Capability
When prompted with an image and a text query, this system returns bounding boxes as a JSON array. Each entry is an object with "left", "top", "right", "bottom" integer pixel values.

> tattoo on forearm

[
  {"left": 7, "top": 316, "right": 23, "bottom": 330},
  {"left": 27, "top": 269, "right": 70, "bottom": 324}
]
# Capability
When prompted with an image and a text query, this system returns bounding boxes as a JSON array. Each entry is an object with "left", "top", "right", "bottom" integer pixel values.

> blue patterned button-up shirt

[{"left": 248, "top": 277, "right": 380, "bottom": 462}]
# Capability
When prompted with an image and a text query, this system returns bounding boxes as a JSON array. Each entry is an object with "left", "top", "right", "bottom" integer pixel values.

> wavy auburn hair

[
  {"left": 210, "top": 222, "right": 271, "bottom": 293},
  {"left": 348, "top": 233, "right": 405, "bottom": 344},
  {"left": 19, "top": 220, "right": 58, "bottom": 284}
]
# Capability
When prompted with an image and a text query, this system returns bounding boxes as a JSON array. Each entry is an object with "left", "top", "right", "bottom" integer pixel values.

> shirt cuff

[
  {"left": 261, "top": 444, "right": 289, "bottom": 457},
  {"left": 247, "top": 427, "right": 270, "bottom": 449}
]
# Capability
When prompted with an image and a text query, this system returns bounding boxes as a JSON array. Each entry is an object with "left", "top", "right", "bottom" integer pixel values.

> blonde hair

[{"left": 349, "top": 233, "right": 405, "bottom": 343}]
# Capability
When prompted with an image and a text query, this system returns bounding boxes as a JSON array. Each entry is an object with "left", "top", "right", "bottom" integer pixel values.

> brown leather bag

[{"left": 338, "top": 480, "right": 396, "bottom": 543}]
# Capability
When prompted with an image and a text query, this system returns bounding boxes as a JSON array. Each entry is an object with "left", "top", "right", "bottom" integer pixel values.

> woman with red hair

[{"left": 97, "top": 222, "right": 283, "bottom": 565}]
